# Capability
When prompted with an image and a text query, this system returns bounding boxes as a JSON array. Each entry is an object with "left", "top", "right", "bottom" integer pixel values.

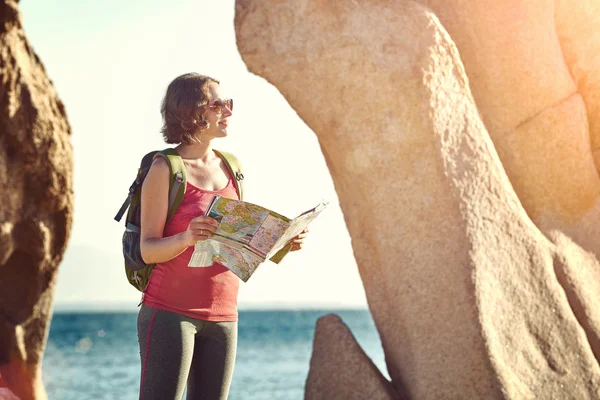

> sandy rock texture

[
  {"left": 0, "top": 0, "right": 73, "bottom": 399},
  {"left": 235, "top": 0, "right": 600, "bottom": 399},
  {"left": 306, "top": 315, "right": 400, "bottom": 400}
]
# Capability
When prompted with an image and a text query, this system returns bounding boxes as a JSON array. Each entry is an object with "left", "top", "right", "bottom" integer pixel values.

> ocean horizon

[
  {"left": 43, "top": 308, "right": 387, "bottom": 400},
  {"left": 52, "top": 302, "right": 370, "bottom": 313}
]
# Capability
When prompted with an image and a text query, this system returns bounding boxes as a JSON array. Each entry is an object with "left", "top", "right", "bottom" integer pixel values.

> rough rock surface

[
  {"left": 550, "top": 0, "right": 600, "bottom": 174},
  {"left": 0, "top": 0, "right": 73, "bottom": 399},
  {"left": 235, "top": 0, "right": 600, "bottom": 399},
  {"left": 305, "top": 315, "right": 401, "bottom": 400},
  {"left": 418, "top": 0, "right": 600, "bottom": 254}
]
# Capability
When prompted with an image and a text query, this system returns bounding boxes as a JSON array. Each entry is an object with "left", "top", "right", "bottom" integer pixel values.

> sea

[{"left": 42, "top": 309, "right": 388, "bottom": 400}]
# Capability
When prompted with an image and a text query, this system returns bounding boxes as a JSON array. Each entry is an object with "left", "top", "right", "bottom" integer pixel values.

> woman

[{"left": 137, "top": 73, "right": 307, "bottom": 400}]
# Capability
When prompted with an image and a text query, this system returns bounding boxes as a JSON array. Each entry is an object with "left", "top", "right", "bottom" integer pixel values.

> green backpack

[{"left": 114, "top": 148, "right": 245, "bottom": 292}]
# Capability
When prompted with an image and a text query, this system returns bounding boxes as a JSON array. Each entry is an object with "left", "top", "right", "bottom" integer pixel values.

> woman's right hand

[{"left": 182, "top": 216, "right": 219, "bottom": 247}]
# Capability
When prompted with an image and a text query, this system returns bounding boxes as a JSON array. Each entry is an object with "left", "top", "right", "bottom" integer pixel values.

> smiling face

[{"left": 196, "top": 81, "right": 233, "bottom": 140}]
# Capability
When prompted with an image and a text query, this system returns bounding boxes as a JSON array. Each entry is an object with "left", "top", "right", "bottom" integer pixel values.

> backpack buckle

[
  {"left": 128, "top": 177, "right": 138, "bottom": 194},
  {"left": 235, "top": 171, "right": 244, "bottom": 181},
  {"left": 175, "top": 172, "right": 184, "bottom": 183},
  {"left": 132, "top": 271, "right": 142, "bottom": 285}
]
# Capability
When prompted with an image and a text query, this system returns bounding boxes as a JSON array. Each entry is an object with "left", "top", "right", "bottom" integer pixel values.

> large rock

[
  {"left": 235, "top": 0, "right": 600, "bottom": 398},
  {"left": 418, "top": 0, "right": 600, "bottom": 253},
  {"left": 552, "top": 0, "right": 600, "bottom": 174},
  {"left": 0, "top": 1, "right": 73, "bottom": 399},
  {"left": 305, "top": 315, "right": 401, "bottom": 400}
]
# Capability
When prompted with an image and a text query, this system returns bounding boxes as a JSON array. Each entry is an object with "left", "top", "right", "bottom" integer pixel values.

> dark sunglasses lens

[{"left": 209, "top": 99, "right": 232, "bottom": 114}]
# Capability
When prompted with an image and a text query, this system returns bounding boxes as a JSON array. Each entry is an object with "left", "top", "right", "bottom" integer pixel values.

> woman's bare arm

[
  {"left": 139, "top": 157, "right": 189, "bottom": 264},
  {"left": 139, "top": 157, "right": 220, "bottom": 264}
]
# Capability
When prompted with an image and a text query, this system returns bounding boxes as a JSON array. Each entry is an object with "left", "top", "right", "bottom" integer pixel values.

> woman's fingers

[
  {"left": 288, "top": 228, "right": 310, "bottom": 251},
  {"left": 191, "top": 216, "right": 219, "bottom": 227},
  {"left": 191, "top": 224, "right": 217, "bottom": 234},
  {"left": 185, "top": 216, "right": 220, "bottom": 244},
  {"left": 193, "top": 225, "right": 218, "bottom": 238},
  {"left": 193, "top": 228, "right": 213, "bottom": 237},
  {"left": 290, "top": 242, "right": 303, "bottom": 251},
  {"left": 189, "top": 229, "right": 214, "bottom": 243},
  {"left": 289, "top": 225, "right": 313, "bottom": 252},
  {"left": 189, "top": 218, "right": 218, "bottom": 234},
  {"left": 289, "top": 237, "right": 306, "bottom": 251}
]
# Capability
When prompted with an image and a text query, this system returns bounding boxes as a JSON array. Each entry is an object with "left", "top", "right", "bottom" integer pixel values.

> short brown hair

[{"left": 160, "top": 73, "right": 220, "bottom": 144}]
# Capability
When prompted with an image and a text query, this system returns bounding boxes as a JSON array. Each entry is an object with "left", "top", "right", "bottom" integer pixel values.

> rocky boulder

[
  {"left": 0, "top": 1, "right": 73, "bottom": 399},
  {"left": 235, "top": 0, "right": 600, "bottom": 398},
  {"left": 306, "top": 315, "right": 400, "bottom": 400}
]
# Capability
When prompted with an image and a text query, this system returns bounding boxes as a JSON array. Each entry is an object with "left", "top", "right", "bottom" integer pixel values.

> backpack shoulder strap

[
  {"left": 114, "top": 150, "right": 160, "bottom": 222},
  {"left": 155, "top": 148, "right": 187, "bottom": 220},
  {"left": 214, "top": 149, "right": 245, "bottom": 201}
]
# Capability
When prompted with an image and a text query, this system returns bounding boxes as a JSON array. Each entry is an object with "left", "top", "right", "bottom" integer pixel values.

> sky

[{"left": 19, "top": 0, "right": 368, "bottom": 311}]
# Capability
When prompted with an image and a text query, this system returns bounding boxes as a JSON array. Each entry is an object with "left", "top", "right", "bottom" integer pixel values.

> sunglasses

[{"left": 206, "top": 98, "right": 233, "bottom": 114}]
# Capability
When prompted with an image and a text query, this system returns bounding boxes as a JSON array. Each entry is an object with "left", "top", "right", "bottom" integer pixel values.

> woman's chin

[
  {"left": 202, "top": 129, "right": 228, "bottom": 140},
  {"left": 216, "top": 128, "right": 228, "bottom": 137}
]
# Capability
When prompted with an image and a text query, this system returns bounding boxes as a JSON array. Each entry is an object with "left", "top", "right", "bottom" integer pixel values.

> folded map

[{"left": 188, "top": 195, "right": 328, "bottom": 282}]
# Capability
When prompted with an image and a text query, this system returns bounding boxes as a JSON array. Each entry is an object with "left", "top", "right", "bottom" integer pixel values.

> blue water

[{"left": 42, "top": 310, "right": 387, "bottom": 400}]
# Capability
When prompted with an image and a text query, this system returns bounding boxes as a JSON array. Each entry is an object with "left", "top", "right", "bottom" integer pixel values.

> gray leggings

[{"left": 137, "top": 304, "right": 238, "bottom": 400}]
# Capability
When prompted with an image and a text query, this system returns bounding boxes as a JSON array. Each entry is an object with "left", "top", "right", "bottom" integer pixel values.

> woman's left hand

[{"left": 289, "top": 228, "right": 309, "bottom": 252}]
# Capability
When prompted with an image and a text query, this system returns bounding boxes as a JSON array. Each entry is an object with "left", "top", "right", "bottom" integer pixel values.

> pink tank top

[{"left": 142, "top": 177, "right": 240, "bottom": 322}]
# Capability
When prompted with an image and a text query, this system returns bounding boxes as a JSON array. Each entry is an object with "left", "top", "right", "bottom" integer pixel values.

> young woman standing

[{"left": 136, "top": 73, "right": 307, "bottom": 400}]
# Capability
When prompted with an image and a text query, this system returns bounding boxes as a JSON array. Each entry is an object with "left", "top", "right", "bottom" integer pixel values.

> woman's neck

[{"left": 175, "top": 141, "right": 214, "bottom": 162}]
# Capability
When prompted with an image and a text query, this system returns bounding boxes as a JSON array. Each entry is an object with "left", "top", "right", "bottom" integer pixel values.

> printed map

[
  {"left": 208, "top": 198, "right": 272, "bottom": 246},
  {"left": 248, "top": 214, "right": 290, "bottom": 257},
  {"left": 189, "top": 240, "right": 262, "bottom": 282},
  {"left": 188, "top": 195, "right": 328, "bottom": 282}
]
